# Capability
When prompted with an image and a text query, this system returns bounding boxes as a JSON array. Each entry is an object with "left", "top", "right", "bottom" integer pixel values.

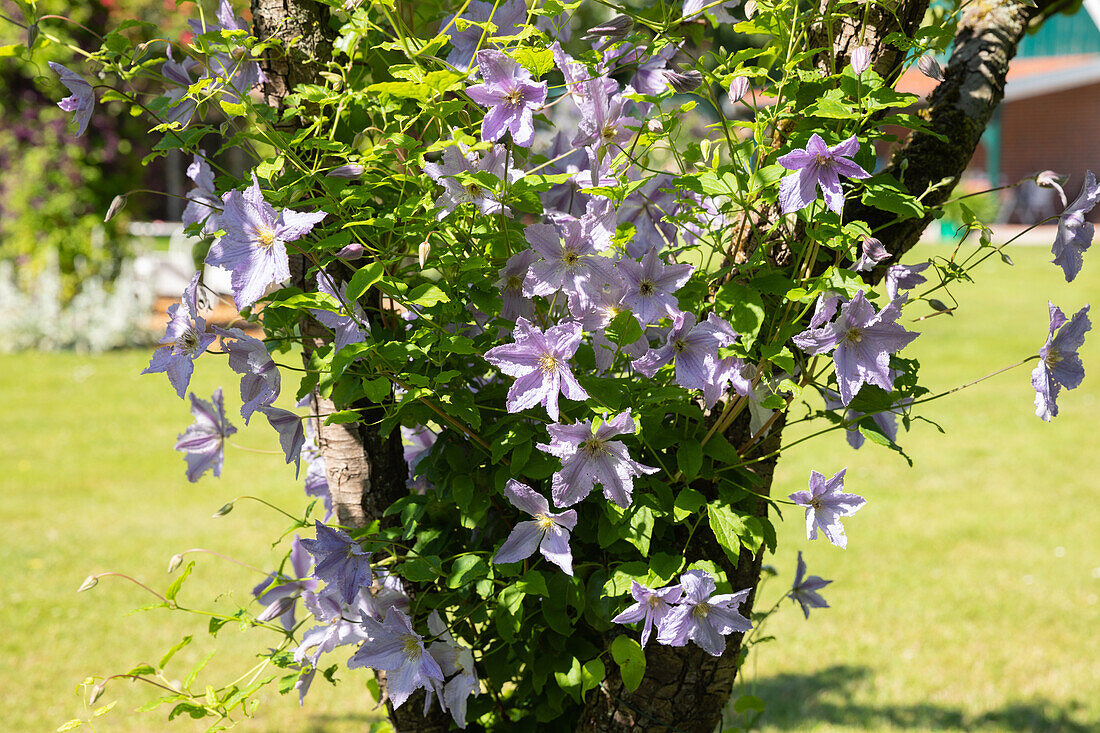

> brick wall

[{"left": 1000, "top": 82, "right": 1100, "bottom": 186}]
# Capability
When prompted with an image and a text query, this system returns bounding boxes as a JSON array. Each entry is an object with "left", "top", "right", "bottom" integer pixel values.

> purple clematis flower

[
  {"left": 1052, "top": 170, "right": 1100, "bottom": 282},
  {"left": 632, "top": 312, "right": 738, "bottom": 401},
  {"left": 852, "top": 236, "right": 889, "bottom": 272},
  {"left": 610, "top": 580, "right": 684, "bottom": 647},
  {"left": 214, "top": 326, "right": 280, "bottom": 423},
  {"left": 537, "top": 412, "right": 658, "bottom": 508},
  {"left": 793, "top": 290, "right": 919, "bottom": 405},
  {"left": 175, "top": 388, "right": 236, "bottom": 482},
  {"left": 778, "top": 134, "right": 870, "bottom": 215},
  {"left": 425, "top": 611, "right": 480, "bottom": 728},
  {"left": 423, "top": 140, "right": 519, "bottom": 219},
  {"left": 656, "top": 570, "right": 752, "bottom": 656},
  {"left": 572, "top": 77, "right": 638, "bottom": 152},
  {"left": 790, "top": 551, "right": 832, "bottom": 619},
  {"left": 48, "top": 62, "right": 94, "bottom": 137},
  {"left": 466, "top": 50, "right": 547, "bottom": 148},
  {"left": 143, "top": 272, "right": 216, "bottom": 398},
  {"left": 1032, "top": 302, "right": 1091, "bottom": 421},
  {"left": 182, "top": 151, "right": 220, "bottom": 236},
  {"left": 313, "top": 269, "right": 368, "bottom": 352},
  {"left": 260, "top": 406, "right": 304, "bottom": 474},
  {"left": 161, "top": 46, "right": 199, "bottom": 125},
  {"left": 682, "top": 0, "right": 741, "bottom": 24},
  {"left": 884, "top": 261, "right": 929, "bottom": 301},
  {"left": 348, "top": 607, "right": 445, "bottom": 709},
  {"left": 253, "top": 536, "right": 319, "bottom": 630},
  {"left": 294, "top": 585, "right": 373, "bottom": 667},
  {"left": 618, "top": 247, "right": 694, "bottom": 325},
  {"left": 442, "top": 0, "right": 526, "bottom": 70},
  {"left": 483, "top": 318, "right": 589, "bottom": 421},
  {"left": 492, "top": 480, "right": 578, "bottom": 575},
  {"left": 205, "top": 173, "right": 327, "bottom": 310},
  {"left": 496, "top": 249, "right": 539, "bottom": 322},
  {"left": 300, "top": 520, "right": 373, "bottom": 605},
  {"left": 523, "top": 210, "right": 617, "bottom": 317},
  {"left": 789, "top": 468, "right": 865, "bottom": 548}
]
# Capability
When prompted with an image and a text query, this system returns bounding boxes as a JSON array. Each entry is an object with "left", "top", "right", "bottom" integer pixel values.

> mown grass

[{"left": 1, "top": 243, "right": 1096, "bottom": 732}]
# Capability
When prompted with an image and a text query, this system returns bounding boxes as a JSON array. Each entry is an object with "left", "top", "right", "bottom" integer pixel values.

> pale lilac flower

[
  {"left": 182, "top": 151, "right": 220, "bottom": 236},
  {"left": 442, "top": 0, "right": 526, "bottom": 70},
  {"left": 300, "top": 520, "right": 373, "bottom": 604},
  {"left": 483, "top": 318, "right": 589, "bottom": 421},
  {"left": 1032, "top": 302, "right": 1091, "bottom": 421},
  {"left": 48, "top": 62, "right": 94, "bottom": 137},
  {"left": 618, "top": 247, "right": 693, "bottom": 325},
  {"left": 1052, "top": 170, "right": 1100, "bottom": 282},
  {"left": 175, "top": 388, "right": 236, "bottom": 482},
  {"left": 683, "top": 0, "right": 741, "bottom": 24},
  {"left": 885, "top": 261, "right": 930, "bottom": 301},
  {"left": 523, "top": 213, "right": 617, "bottom": 316},
  {"left": 313, "top": 269, "right": 367, "bottom": 352},
  {"left": 423, "top": 141, "right": 519, "bottom": 219},
  {"left": 538, "top": 412, "right": 658, "bottom": 508},
  {"left": 656, "top": 570, "right": 752, "bottom": 656},
  {"left": 792, "top": 290, "right": 919, "bottom": 405},
  {"left": 790, "top": 551, "right": 831, "bottom": 618},
  {"left": 610, "top": 580, "right": 683, "bottom": 647},
  {"left": 492, "top": 480, "right": 577, "bottom": 575},
  {"left": 852, "top": 236, "right": 889, "bottom": 272},
  {"left": 205, "top": 173, "right": 327, "bottom": 310},
  {"left": 778, "top": 134, "right": 870, "bottom": 214},
  {"left": 632, "top": 312, "right": 737, "bottom": 398},
  {"left": 572, "top": 78, "right": 638, "bottom": 151},
  {"left": 252, "top": 536, "right": 318, "bottom": 630},
  {"left": 261, "top": 406, "right": 304, "bottom": 474},
  {"left": 301, "top": 420, "right": 333, "bottom": 521},
  {"left": 402, "top": 425, "right": 436, "bottom": 492},
  {"left": 699, "top": 314, "right": 753, "bottom": 408},
  {"left": 850, "top": 47, "right": 871, "bottom": 76},
  {"left": 161, "top": 46, "right": 199, "bottom": 125},
  {"left": 294, "top": 586, "right": 372, "bottom": 667},
  {"left": 214, "top": 326, "right": 280, "bottom": 423},
  {"left": 425, "top": 611, "right": 480, "bottom": 728},
  {"left": 349, "top": 607, "right": 444, "bottom": 709},
  {"left": 466, "top": 49, "right": 547, "bottom": 148},
  {"left": 143, "top": 272, "right": 216, "bottom": 398},
  {"left": 728, "top": 76, "right": 750, "bottom": 104},
  {"left": 496, "top": 249, "right": 539, "bottom": 322},
  {"left": 789, "top": 468, "right": 865, "bottom": 548},
  {"left": 187, "top": 0, "right": 266, "bottom": 100}
]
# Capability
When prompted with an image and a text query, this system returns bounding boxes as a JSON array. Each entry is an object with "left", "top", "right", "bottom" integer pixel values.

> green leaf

[
  {"left": 407, "top": 283, "right": 448, "bottom": 307},
  {"left": 861, "top": 174, "right": 924, "bottom": 220},
  {"left": 714, "top": 283, "right": 766, "bottom": 345},
  {"left": 323, "top": 409, "right": 361, "bottom": 425},
  {"left": 673, "top": 487, "right": 706, "bottom": 522},
  {"left": 164, "top": 560, "right": 194, "bottom": 602},
  {"left": 610, "top": 636, "right": 646, "bottom": 692},
  {"left": 554, "top": 658, "right": 583, "bottom": 703},
  {"left": 734, "top": 694, "right": 766, "bottom": 713},
  {"left": 581, "top": 658, "right": 606, "bottom": 697},
  {"left": 708, "top": 503, "right": 745, "bottom": 564},
  {"left": 362, "top": 377, "right": 391, "bottom": 403},
  {"left": 513, "top": 47, "right": 555, "bottom": 78},
  {"left": 605, "top": 310, "right": 644, "bottom": 348},
  {"left": 447, "top": 556, "right": 489, "bottom": 589},
  {"left": 677, "top": 439, "right": 703, "bottom": 480},
  {"left": 158, "top": 635, "right": 193, "bottom": 671},
  {"left": 399, "top": 556, "right": 440, "bottom": 582},
  {"left": 218, "top": 99, "right": 248, "bottom": 117},
  {"left": 345, "top": 262, "right": 385, "bottom": 303}
]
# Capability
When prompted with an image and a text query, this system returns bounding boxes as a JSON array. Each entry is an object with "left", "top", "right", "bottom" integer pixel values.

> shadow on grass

[{"left": 729, "top": 665, "right": 1092, "bottom": 732}]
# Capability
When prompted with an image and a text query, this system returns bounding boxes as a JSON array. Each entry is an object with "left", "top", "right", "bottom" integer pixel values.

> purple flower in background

[
  {"left": 790, "top": 551, "right": 832, "bottom": 619},
  {"left": 425, "top": 612, "right": 480, "bottom": 728},
  {"left": 1032, "top": 302, "right": 1091, "bottom": 421},
  {"left": 442, "top": 0, "right": 526, "bottom": 70},
  {"left": 789, "top": 468, "right": 865, "bottom": 548},
  {"left": 523, "top": 212, "right": 616, "bottom": 316},
  {"left": 793, "top": 290, "right": 919, "bottom": 405},
  {"left": 572, "top": 78, "right": 638, "bottom": 151},
  {"left": 656, "top": 570, "right": 752, "bottom": 656},
  {"left": 300, "top": 521, "right": 373, "bottom": 604},
  {"left": 402, "top": 425, "right": 436, "bottom": 492},
  {"left": 682, "top": 0, "right": 741, "bottom": 23},
  {"left": 214, "top": 326, "right": 280, "bottom": 423},
  {"left": 496, "top": 249, "right": 539, "bottom": 322},
  {"left": 175, "top": 388, "right": 236, "bottom": 482},
  {"left": 778, "top": 134, "right": 870, "bottom": 215},
  {"left": 161, "top": 46, "right": 199, "bottom": 125},
  {"left": 182, "top": 151, "right": 220, "bottom": 236},
  {"left": 466, "top": 50, "right": 547, "bottom": 148},
  {"left": 1052, "top": 170, "right": 1100, "bottom": 282},
  {"left": 205, "top": 173, "right": 327, "bottom": 310},
  {"left": 301, "top": 420, "right": 333, "bottom": 521},
  {"left": 48, "top": 62, "right": 94, "bottom": 137},
  {"left": 348, "top": 607, "right": 444, "bottom": 709},
  {"left": 423, "top": 141, "right": 519, "bottom": 219},
  {"left": 253, "top": 536, "right": 319, "bottom": 630},
  {"left": 885, "top": 261, "right": 929, "bottom": 301},
  {"left": 611, "top": 580, "right": 683, "bottom": 647},
  {"left": 852, "top": 236, "right": 889, "bottom": 272},
  {"left": 537, "top": 412, "right": 658, "bottom": 508},
  {"left": 620, "top": 176, "right": 680, "bottom": 257},
  {"left": 618, "top": 247, "right": 694, "bottom": 325},
  {"left": 260, "top": 406, "right": 304, "bottom": 474},
  {"left": 143, "top": 272, "right": 216, "bottom": 398},
  {"left": 313, "top": 269, "right": 367, "bottom": 352},
  {"left": 188, "top": 0, "right": 266, "bottom": 100},
  {"left": 483, "top": 318, "right": 589, "bottom": 421},
  {"left": 492, "top": 480, "right": 578, "bottom": 575}
]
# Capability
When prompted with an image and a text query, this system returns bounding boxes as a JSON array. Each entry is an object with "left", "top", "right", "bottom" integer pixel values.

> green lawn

[{"left": 1, "top": 244, "right": 1096, "bottom": 732}]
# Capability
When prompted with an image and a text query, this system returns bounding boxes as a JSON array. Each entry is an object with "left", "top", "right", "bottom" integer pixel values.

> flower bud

[
  {"left": 917, "top": 55, "right": 945, "bottom": 82},
  {"left": 168, "top": 554, "right": 184, "bottom": 573},
  {"left": 327, "top": 164, "right": 364, "bottom": 179},
  {"left": 1035, "top": 170, "right": 1068, "bottom": 189},
  {"left": 27, "top": 23, "right": 38, "bottom": 48},
  {"left": 728, "top": 76, "right": 750, "bottom": 104},
  {"left": 850, "top": 47, "right": 871, "bottom": 76},
  {"left": 581, "top": 15, "right": 633, "bottom": 42},
  {"left": 256, "top": 595, "right": 296, "bottom": 623},
  {"left": 665, "top": 68, "right": 703, "bottom": 94},
  {"left": 336, "top": 243, "right": 366, "bottom": 259},
  {"left": 744, "top": 1, "right": 758, "bottom": 18},
  {"left": 104, "top": 194, "right": 127, "bottom": 223},
  {"left": 418, "top": 241, "right": 430, "bottom": 269},
  {"left": 89, "top": 682, "right": 106, "bottom": 705},
  {"left": 212, "top": 501, "right": 234, "bottom": 517},
  {"left": 78, "top": 575, "right": 99, "bottom": 592},
  {"left": 646, "top": 118, "right": 662, "bottom": 133}
]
